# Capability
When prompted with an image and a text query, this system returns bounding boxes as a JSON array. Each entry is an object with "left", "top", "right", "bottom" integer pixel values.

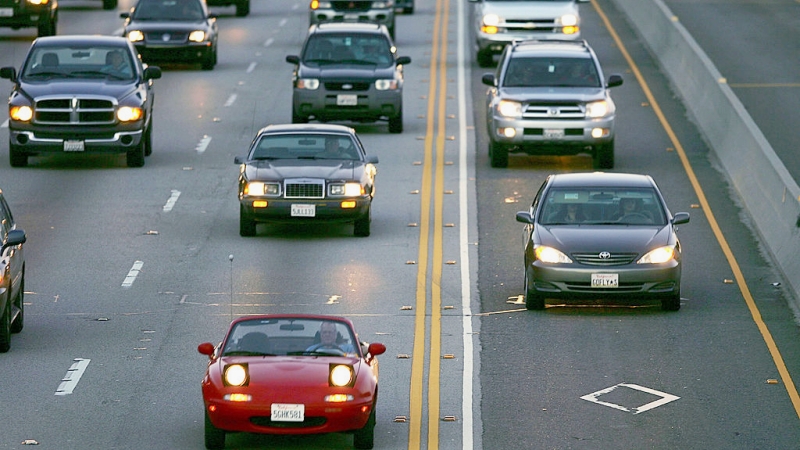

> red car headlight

[
  {"left": 223, "top": 363, "right": 249, "bottom": 387},
  {"left": 329, "top": 364, "right": 354, "bottom": 387}
]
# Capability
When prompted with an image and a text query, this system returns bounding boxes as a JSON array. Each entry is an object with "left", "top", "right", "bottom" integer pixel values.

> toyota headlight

[
  {"left": 496, "top": 100, "right": 522, "bottom": 119},
  {"left": 534, "top": 245, "right": 573, "bottom": 264},
  {"left": 585, "top": 100, "right": 613, "bottom": 118},
  {"left": 638, "top": 246, "right": 676, "bottom": 264}
]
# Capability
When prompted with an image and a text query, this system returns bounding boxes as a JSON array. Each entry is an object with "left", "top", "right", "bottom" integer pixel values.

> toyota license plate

[
  {"left": 291, "top": 204, "right": 315, "bottom": 217},
  {"left": 337, "top": 94, "right": 357, "bottom": 106},
  {"left": 271, "top": 403, "right": 304, "bottom": 422},
  {"left": 543, "top": 129, "right": 565, "bottom": 139},
  {"left": 0, "top": 8, "right": 14, "bottom": 17},
  {"left": 591, "top": 273, "right": 618, "bottom": 288},
  {"left": 64, "top": 140, "right": 85, "bottom": 152}
]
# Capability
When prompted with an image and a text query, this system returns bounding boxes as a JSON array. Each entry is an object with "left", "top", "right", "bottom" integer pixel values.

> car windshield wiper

[
  {"left": 222, "top": 350, "right": 275, "bottom": 357},
  {"left": 286, "top": 350, "right": 343, "bottom": 356},
  {"left": 23, "top": 71, "right": 66, "bottom": 78}
]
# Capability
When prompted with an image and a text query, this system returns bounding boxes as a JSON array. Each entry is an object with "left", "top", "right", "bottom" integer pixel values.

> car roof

[
  {"left": 311, "top": 22, "right": 387, "bottom": 35},
  {"left": 256, "top": 123, "right": 357, "bottom": 135},
  {"left": 548, "top": 172, "right": 656, "bottom": 188},
  {"left": 510, "top": 39, "right": 592, "bottom": 58},
  {"left": 31, "top": 35, "right": 132, "bottom": 48}
]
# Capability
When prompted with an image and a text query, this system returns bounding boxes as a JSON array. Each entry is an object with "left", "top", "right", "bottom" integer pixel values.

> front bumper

[
  {"left": 134, "top": 43, "right": 213, "bottom": 64},
  {"left": 489, "top": 115, "right": 615, "bottom": 154},
  {"left": 527, "top": 259, "right": 681, "bottom": 300},
  {"left": 476, "top": 29, "right": 581, "bottom": 55},
  {"left": 0, "top": 5, "right": 52, "bottom": 28},
  {"left": 8, "top": 122, "right": 144, "bottom": 154},
  {"left": 240, "top": 197, "right": 372, "bottom": 224},
  {"left": 293, "top": 87, "right": 402, "bottom": 122}
]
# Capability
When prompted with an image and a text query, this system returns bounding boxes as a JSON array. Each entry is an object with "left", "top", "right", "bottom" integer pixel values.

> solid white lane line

[
  {"left": 122, "top": 261, "right": 144, "bottom": 288},
  {"left": 55, "top": 358, "right": 91, "bottom": 395},
  {"left": 163, "top": 190, "right": 181, "bottom": 212}
]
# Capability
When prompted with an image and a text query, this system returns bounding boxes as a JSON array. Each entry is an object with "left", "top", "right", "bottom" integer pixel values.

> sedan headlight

[
  {"left": 297, "top": 78, "right": 319, "bottom": 90},
  {"left": 244, "top": 181, "right": 280, "bottom": 196},
  {"left": 330, "top": 364, "right": 354, "bottom": 387},
  {"left": 223, "top": 363, "right": 249, "bottom": 387},
  {"left": 637, "top": 246, "right": 676, "bottom": 264},
  {"left": 585, "top": 100, "right": 613, "bottom": 118},
  {"left": 127, "top": 30, "right": 144, "bottom": 42},
  {"left": 375, "top": 79, "right": 398, "bottom": 90},
  {"left": 534, "top": 245, "right": 573, "bottom": 264},
  {"left": 330, "top": 182, "right": 363, "bottom": 197},
  {"left": 496, "top": 100, "right": 522, "bottom": 119},
  {"left": 9, "top": 106, "right": 33, "bottom": 122},
  {"left": 188, "top": 30, "right": 206, "bottom": 43},
  {"left": 117, "top": 106, "right": 143, "bottom": 122}
]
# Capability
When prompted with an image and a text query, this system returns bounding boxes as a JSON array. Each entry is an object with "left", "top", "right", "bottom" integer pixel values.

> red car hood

[{"left": 216, "top": 355, "right": 365, "bottom": 386}]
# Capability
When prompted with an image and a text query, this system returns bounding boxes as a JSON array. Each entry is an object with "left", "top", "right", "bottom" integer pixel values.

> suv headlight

[
  {"left": 375, "top": 79, "right": 398, "bottom": 90},
  {"left": 371, "top": 0, "right": 393, "bottom": 7},
  {"left": 127, "top": 30, "right": 145, "bottom": 42},
  {"left": 26, "top": 0, "right": 49, "bottom": 5},
  {"left": 310, "top": 0, "right": 331, "bottom": 9},
  {"left": 188, "top": 31, "right": 207, "bottom": 43},
  {"left": 9, "top": 106, "right": 33, "bottom": 122},
  {"left": 297, "top": 78, "right": 319, "bottom": 90},
  {"left": 559, "top": 14, "right": 578, "bottom": 27},
  {"left": 496, "top": 100, "right": 522, "bottom": 119},
  {"left": 585, "top": 100, "right": 613, "bottom": 118},
  {"left": 482, "top": 14, "right": 500, "bottom": 26}
]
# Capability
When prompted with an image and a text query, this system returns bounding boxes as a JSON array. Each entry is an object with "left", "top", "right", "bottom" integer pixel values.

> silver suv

[
  {"left": 481, "top": 39, "right": 623, "bottom": 168},
  {"left": 469, "top": 0, "right": 588, "bottom": 67},
  {"left": 309, "top": 0, "right": 396, "bottom": 38}
]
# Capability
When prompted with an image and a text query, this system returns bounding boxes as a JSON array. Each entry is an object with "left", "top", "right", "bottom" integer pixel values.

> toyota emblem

[
  {"left": 599, "top": 251, "right": 611, "bottom": 259},
  {"left": 162, "top": 33, "right": 171, "bottom": 41}
]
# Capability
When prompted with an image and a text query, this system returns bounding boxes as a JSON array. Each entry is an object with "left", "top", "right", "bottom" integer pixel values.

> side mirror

[
  {"left": 396, "top": 56, "right": 411, "bottom": 65},
  {"left": 0, "top": 67, "right": 17, "bottom": 82},
  {"left": 144, "top": 66, "right": 162, "bottom": 80},
  {"left": 286, "top": 55, "right": 300, "bottom": 64},
  {"left": 198, "top": 342, "right": 215, "bottom": 357},
  {"left": 515, "top": 211, "right": 534, "bottom": 224},
  {"left": 481, "top": 73, "right": 495, "bottom": 86},
  {"left": 234, "top": 155, "right": 247, "bottom": 164},
  {"left": 2, "top": 229, "right": 26, "bottom": 254},
  {"left": 364, "top": 342, "right": 386, "bottom": 364},
  {"left": 606, "top": 74, "right": 623, "bottom": 88},
  {"left": 672, "top": 212, "right": 690, "bottom": 225}
]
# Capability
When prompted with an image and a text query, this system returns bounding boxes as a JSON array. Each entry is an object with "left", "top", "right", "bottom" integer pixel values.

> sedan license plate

[
  {"left": 543, "top": 129, "right": 565, "bottom": 139},
  {"left": 63, "top": 140, "right": 85, "bottom": 152},
  {"left": 344, "top": 13, "right": 359, "bottom": 20},
  {"left": 0, "top": 8, "right": 13, "bottom": 17},
  {"left": 271, "top": 403, "right": 304, "bottom": 422},
  {"left": 291, "top": 204, "right": 315, "bottom": 217},
  {"left": 591, "top": 273, "right": 618, "bottom": 288},
  {"left": 337, "top": 94, "right": 357, "bottom": 106}
]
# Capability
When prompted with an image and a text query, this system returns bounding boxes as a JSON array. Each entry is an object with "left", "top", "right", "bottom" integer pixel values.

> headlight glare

[
  {"left": 330, "top": 365, "right": 353, "bottom": 387},
  {"left": 638, "top": 246, "right": 676, "bottom": 264},
  {"left": 117, "top": 106, "right": 143, "bottom": 122},
  {"left": 10, "top": 106, "right": 33, "bottom": 122},
  {"left": 497, "top": 100, "right": 522, "bottom": 118},
  {"left": 224, "top": 364, "right": 248, "bottom": 387},
  {"left": 245, "top": 181, "right": 266, "bottom": 196},
  {"left": 560, "top": 14, "right": 578, "bottom": 26},
  {"left": 188, "top": 30, "right": 206, "bottom": 43},
  {"left": 483, "top": 14, "right": 500, "bottom": 26},
  {"left": 534, "top": 245, "right": 573, "bottom": 264},
  {"left": 586, "top": 100, "right": 612, "bottom": 118},
  {"left": 128, "top": 30, "right": 144, "bottom": 42}
]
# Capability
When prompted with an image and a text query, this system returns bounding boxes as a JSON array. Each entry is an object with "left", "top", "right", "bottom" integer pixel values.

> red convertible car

[{"left": 198, "top": 314, "right": 386, "bottom": 449}]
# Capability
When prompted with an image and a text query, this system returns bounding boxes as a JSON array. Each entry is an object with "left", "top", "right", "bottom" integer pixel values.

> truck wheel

[
  {"left": 594, "top": 140, "right": 614, "bottom": 169},
  {"left": 239, "top": 205, "right": 256, "bottom": 237},
  {"left": 235, "top": 0, "right": 250, "bottom": 16},
  {"left": 388, "top": 110, "right": 403, "bottom": 133},
  {"left": 489, "top": 141, "right": 508, "bottom": 168},
  {"left": 0, "top": 298, "right": 11, "bottom": 353},
  {"left": 477, "top": 48, "right": 493, "bottom": 68},
  {"left": 9, "top": 144, "right": 28, "bottom": 168},
  {"left": 103, "top": 0, "right": 118, "bottom": 9},
  {"left": 127, "top": 142, "right": 145, "bottom": 167},
  {"left": 10, "top": 276, "right": 23, "bottom": 333}
]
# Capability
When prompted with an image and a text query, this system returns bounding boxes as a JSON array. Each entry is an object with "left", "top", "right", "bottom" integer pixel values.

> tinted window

[
  {"left": 503, "top": 57, "right": 599, "bottom": 88},
  {"left": 303, "top": 34, "right": 393, "bottom": 67}
]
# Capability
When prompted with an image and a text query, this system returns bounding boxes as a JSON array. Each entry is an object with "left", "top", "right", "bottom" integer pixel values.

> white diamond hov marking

[
  {"left": 55, "top": 358, "right": 91, "bottom": 395},
  {"left": 580, "top": 383, "right": 680, "bottom": 414}
]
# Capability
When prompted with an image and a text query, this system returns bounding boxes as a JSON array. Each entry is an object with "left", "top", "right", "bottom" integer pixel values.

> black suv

[
  {"left": 206, "top": 0, "right": 249, "bottom": 16},
  {"left": 0, "top": 0, "right": 58, "bottom": 37},
  {"left": 482, "top": 39, "right": 622, "bottom": 168},
  {"left": 0, "top": 189, "right": 27, "bottom": 353},
  {"left": 0, "top": 35, "right": 161, "bottom": 167},
  {"left": 286, "top": 22, "right": 411, "bottom": 133}
]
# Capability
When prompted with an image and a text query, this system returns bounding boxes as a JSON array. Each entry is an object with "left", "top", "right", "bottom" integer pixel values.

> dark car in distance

[
  {"left": 0, "top": 189, "right": 27, "bottom": 353},
  {"left": 0, "top": 0, "right": 57, "bottom": 37},
  {"left": 0, "top": 35, "right": 161, "bottom": 167},
  {"left": 235, "top": 123, "right": 379, "bottom": 237},
  {"left": 121, "top": 0, "right": 218, "bottom": 70},
  {"left": 515, "top": 172, "right": 690, "bottom": 311},
  {"left": 286, "top": 22, "right": 410, "bottom": 133},
  {"left": 205, "top": 0, "right": 248, "bottom": 16}
]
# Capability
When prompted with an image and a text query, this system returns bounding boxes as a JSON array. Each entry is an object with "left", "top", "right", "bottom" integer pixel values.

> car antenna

[{"left": 228, "top": 254, "right": 234, "bottom": 323}]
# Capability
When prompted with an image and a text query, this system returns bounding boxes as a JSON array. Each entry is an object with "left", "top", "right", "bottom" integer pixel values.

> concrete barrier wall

[{"left": 608, "top": 0, "right": 800, "bottom": 307}]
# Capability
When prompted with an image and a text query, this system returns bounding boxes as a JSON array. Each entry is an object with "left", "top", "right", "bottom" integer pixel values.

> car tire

[
  {"left": 239, "top": 205, "right": 256, "bottom": 237},
  {"left": 404, "top": 6, "right": 413, "bottom": 13},
  {"left": 37, "top": 15, "right": 56, "bottom": 37},
  {"left": 291, "top": 112, "right": 309, "bottom": 124},
  {"left": 353, "top": 403, "right": 376, "bottom": 449},
  {"left": 388, "top": 110, "right": 403, "bottom": 134},
  {"left": 354, "top": 206, "right": 371, "bottom": 237},
  {"left": 477, "top": 48, "right": 493, "bottom": 68},
  {"left": 661, "top": 291, "right": 681, "bottom": 311},
  {"left": 0, "top": 296, "right": 11, "bottom": 353},
  {"left": 103, "top": 0, "right": 118, "bottom": 9},
  {"left": 201, "top": 51, "right": 216, "bottom": 71},
  {"left": 524, "top": 267, "right": 545, "bottom": 310},
  {"left": 9, "top": 144, "right": 28, "bottom": 168},
  {"left": 489, "top": 140, "right": 508, "bottom": 168},
  {"left": 126, "top": 142, "right": 145, "bottom": 167},
  {"left": 204, "top": 411, "right": 226, "bottom": 449},
  {"left": 235, "top": 0, "right": 250, "bottom": 17},
  {"left": 594, "top": 140, "right": 614, "bottom": 169},
  {"left": 10, "top": 275, "right": 23, "bottom": 334},
  {"left": 144, "top": 122, "right": 153, "bottom": 157}
]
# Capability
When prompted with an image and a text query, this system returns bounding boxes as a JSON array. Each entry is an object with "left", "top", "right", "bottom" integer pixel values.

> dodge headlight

[
  {"left": 534, "top": 245, "right": 573, "bottom": 264},
  {"left": 496, "top": 100, "right": 522, "bottom": 119},
  {"left": 638, "top": 246, "right": 676, "bottom": 264},
  {"left": 117, "top": 106, "right": 143, "bottom": 122},
  {"left": 10, "top": 106, "right": 33, "bottom": 122},
  {"left": 330, "top": 365, "right": 354, "bottom": 387},
  {"left": 223, "top": 364, "right": 248, "bottom": 387},
  {"left": 127, "top": 30, "right": 144, "bottom": 42}
]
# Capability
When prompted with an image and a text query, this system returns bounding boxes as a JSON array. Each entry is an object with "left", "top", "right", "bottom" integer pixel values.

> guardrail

[{"left": 608, "top": 0, "right": 800, "bottom": 309}]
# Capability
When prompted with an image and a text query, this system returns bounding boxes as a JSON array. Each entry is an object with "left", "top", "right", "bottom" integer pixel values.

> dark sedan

[
  {"left": 121, "top": 0, "right": 218, "bottom": 70},
  {"left": 515, "top": 172, "right": 690, "bottom": 311},
  {"left": 234, "top": 123, "right": 379, "bottom": 237}
]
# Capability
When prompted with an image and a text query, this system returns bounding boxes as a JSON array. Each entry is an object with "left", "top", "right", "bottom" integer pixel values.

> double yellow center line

[{"left": 409, "top": 0, "right": 451, "bottom": 446}]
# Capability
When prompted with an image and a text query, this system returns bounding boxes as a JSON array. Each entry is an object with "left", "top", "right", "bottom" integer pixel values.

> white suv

[{"left": 469, "top": 0, "right": 588, "bottom": 67}]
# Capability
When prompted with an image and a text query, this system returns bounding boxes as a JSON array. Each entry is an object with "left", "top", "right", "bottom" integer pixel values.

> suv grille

[
  {"left": 523, "top": 103, "right": 584, "bottom": 120},
  {"left": 144, "top": 32, "right": 188, "bottom": 43},
  {"left": 331, "top": 1, "right": 372, "bottom": 12},
  {"left": 285, "top": 180, "right": 324, "bottom": 199},
  {"left": 572, "top": 252, "right": 637, "bottom": 266},
  {"left": 34, "top": 97, "right": 116, "bottom": 125},
  {"left": 324, "top": 82, "right": 371, "bottom": 91},
  {"left": 504, "top": 19, "right": 557, "bottom": 33}
]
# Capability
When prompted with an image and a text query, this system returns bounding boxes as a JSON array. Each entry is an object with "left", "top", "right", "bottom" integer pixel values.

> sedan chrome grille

[
  {"left": 572, "top": 252, "right": 638, "bottom": 266},
  {"left": 284, "top": 179, "right": 324, "bottom": 199}
]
